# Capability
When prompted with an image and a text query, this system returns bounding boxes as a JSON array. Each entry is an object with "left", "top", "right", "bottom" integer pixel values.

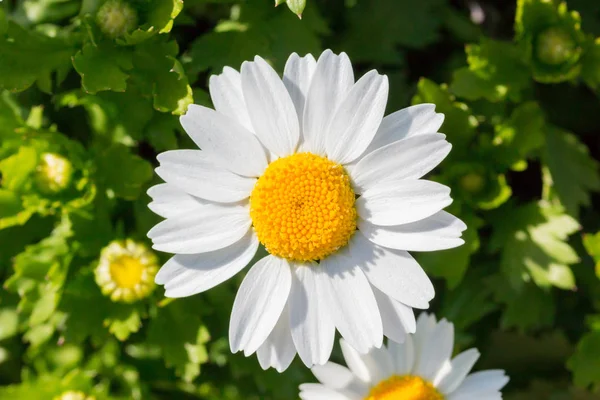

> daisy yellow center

[
  {"left": 109, "top": 255, "right": 145, "bottom": 289},
  {"left": 250, "top": 152, "right": 357, "bottom": 262},
  {"left": 365, "top": 375, "right": 444, "bottom": 400}
]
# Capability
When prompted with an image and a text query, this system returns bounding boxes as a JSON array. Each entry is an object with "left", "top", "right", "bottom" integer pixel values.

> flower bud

[
  {"left": 34, "top": 152, "right": 73, "bottom": 194},
  {"left": 96, "top": 0, "right": 137, "bottom": 39},
  {"left": 460, "top": 172, "right": 485, "bottom": 193},
  {"left": 53, "top": 391, "right": 95, "bottom": 400},
  {"left": 95, "top": 239, "right": 158, "bottom": 303},
  {"left": 536, "top": 27, "right": 577, "bottom": 66}
]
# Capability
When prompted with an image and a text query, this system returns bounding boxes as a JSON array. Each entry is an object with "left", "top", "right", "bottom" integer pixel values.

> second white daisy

[
  {"left": 300, "top": 314, "right": 509, "bottom": 400},
  {"left": 147, "top": 50, "right": 466, "bottom": 371}
]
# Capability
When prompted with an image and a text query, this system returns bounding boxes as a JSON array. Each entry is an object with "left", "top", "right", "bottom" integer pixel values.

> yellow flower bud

[{"left": 95, "top": 239, "right": 158, "bottom": 303}]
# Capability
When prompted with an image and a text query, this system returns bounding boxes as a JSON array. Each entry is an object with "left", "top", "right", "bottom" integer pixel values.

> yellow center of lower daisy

[
  {"left": 365, "top": 376, "right": 444, "bottom": 400},
  {"left": 250, "top": 152, "right": 357, "bottom": 262},
  {"left": 109, "top": 255, "right": 145, "bottom": 289}
]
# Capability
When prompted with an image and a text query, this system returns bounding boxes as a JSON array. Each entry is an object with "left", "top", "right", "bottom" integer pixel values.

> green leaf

[
  {"left": 440, "top": 268, "right": 499, "bottom": 332},
  {"left": 131, "top": 39, "right": 193, "bottom": 114},
  {"left": 105, "top": 304, "right": 142, "bottom": 341},
  {"left": 95, "top": 145, "right": 153, "bottom": 200},
  {"left": 0, "top": 308, "right": 19, "bottom": 341},
  {"left": 543, "top": 127, "right": 600, "bottom": 218},
  {"left": 581, "top": 37, "right": 600, "bottom": 89},
  {"left": 118, "top": 0, "right": 184, "bottom": 45},
  {"left": 450, "top": 39, "right": 531, "bottom": 102},
  {"left": 490, "top": 202, "right": 579, "bottom": 291},
  {"left": 493, "top": 102, "right": 546, "bottom": 168},
  {"left": 583, "top": 232, "right": 600, "bottom": 261},
  {"left": 583, "top": 232, "right": 600, "bottom": 279},
  {"left": 285, "top": 0, "right": 306, "bottom": 18},
  {"left": 0, "top": 22, "right": 74, "bottom": 92},
  {"left": 147, "top": 299, "right": 210, "bottom": 382},
  {"left": 493, "top": 279, "right": 555, "bottom": 332},
  {"left": 412, "top": 78, "right": 478, "bottom": 154},
  {"left": 186, "top": 1, "right": 326, "bottom": 75},
  {"left": 60, "top": 269, "right": 110, "bottom": 343},
  {"left": 0, "top": 189, "right": 31, "bottom": 230},
  {"left": 568, "top": 330, "right": 600, "bottom": 388},
  {"left": 340, "top": 0, "right": 445, "bottom": 63},
  {"left": 0, "top": 146, "right": 38, "bottom": 191},
  {"left": 72, "top": 42, "right": 133, "bottom": 94},
  {"left": 144, "top": 113, "right": 180, "bottom": 152}
]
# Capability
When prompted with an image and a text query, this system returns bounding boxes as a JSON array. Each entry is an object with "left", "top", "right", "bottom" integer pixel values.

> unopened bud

[
  {"left": 96, "top": 0, "right": 137, "bottom": 39},
  {"left": 536, "top": 27, "right": 576, "bottom": 66},
  {"left": 34, "top": 153, "right": 73, "bottom": 194}
]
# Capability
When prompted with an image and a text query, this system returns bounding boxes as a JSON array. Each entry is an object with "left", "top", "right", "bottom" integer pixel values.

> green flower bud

[
  {"left": 536, "top": 27, "right": 577, "bottom": 66},
  {"left": 460, "top": 172, "right": 485, "bottom": 193},
  {"left": 53, "top": 391, "right": 95, "bottom": 400},
  {"left": 96, "top": 0, "right": 138, "bottom": 39},
  {"left": 34, "top": 153, "right": 73, "bottom": 194}
]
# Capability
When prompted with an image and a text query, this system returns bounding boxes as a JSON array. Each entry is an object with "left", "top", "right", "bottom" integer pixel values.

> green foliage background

[{"left": 1, "top": 0, "right": 600, "bottom": 398}]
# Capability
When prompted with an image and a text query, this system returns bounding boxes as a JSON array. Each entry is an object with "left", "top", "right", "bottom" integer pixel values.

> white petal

[
  {"left": 349, "top": 233, "right": 434, "bottom": 309},
  {"left": 350, "top": 133, "right": 451, "bottom": 194},
  {"left": 241, "top": 56, "right": 299, "bottom": 157},
  {"left": 155, "top": 230, "right": 258, "bottom": 297},
  {"left": 179, "top": 105, "right": 267, "bottom": 177},
  {"left": 339, "top": 338, "right": 392, "bottom": 385},
  {"left": 209, "top": 66, "right": 253, "bottom": 130},
  {"left": 302, "top": 50, "right": 354, "bottom": 155},
  {"left": 412, "top": 313, "right": 437, "bottom": 367},
  {"left": 299, "top": 384, "right": 357, "bottom": 400},
  {"left": 283, "top": 53, "right": 317, "bottom": 134},
  {"left": 156, "top": 150, "right": 255, "bottom": 203},
  {"left": 372, "top": 287, "right": 416, "bottom": 343},
  {"left": 256, "top": 304, "right": 297, "bottom": 373},
  {"left": 148, "top": 202, "right": 251, "bottom": 254},
  {"left": 358, "top": 211, "right": 466, "bottom": 252},
  {"left": 326, "top": 71, "right": 388, "bottom": 164},
  {"left": 357, "top": 180, "right": 452, "bottom": 226},
  {"left": 229, "top": 255, "right": 292, "bottom": 355},
  {"left": 364, "top": 104, "right": 445, "bottom": 155},
  {"left": 436, "top": 349, "right": 480, "bottom": 394},
  {"left": 447, "top": 370, "right": 509, "bottom": 398},
  {"left": 413, "top": 318, "right": 455, "bottom": 381},
  {"left": 147, "top": 183, "right": 205, "bottom": 219},
  {"left": 312, "top": 362, "right": 357, "bottom": 390},
  {"left": 290, "top": 263, "right": 335, "bottom": 367},
  {"left": 388, "top": 336, "right": 416, "bottom": 375},
  {"left": 322, "top": 251, "right": 383, "bottom": 353}
]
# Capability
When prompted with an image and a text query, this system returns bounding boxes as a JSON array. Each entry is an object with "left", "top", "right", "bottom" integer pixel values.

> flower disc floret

[
  {"left": 250, "top": 152, "right": 357, "bottom": 262},
  {"left": 95, "top": 239, "right": 158, "bottom": 303},
  {"left": 365, "top": 375, "right": 444, "bottom": 400}
]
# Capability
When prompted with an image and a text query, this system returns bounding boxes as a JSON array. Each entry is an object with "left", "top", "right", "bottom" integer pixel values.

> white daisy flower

[
  {"left": 147, "top": 50, "right": 466, "bottom": 371},
  {"left": 300, "top": 314, "right": 509, "bottom": 400}
]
